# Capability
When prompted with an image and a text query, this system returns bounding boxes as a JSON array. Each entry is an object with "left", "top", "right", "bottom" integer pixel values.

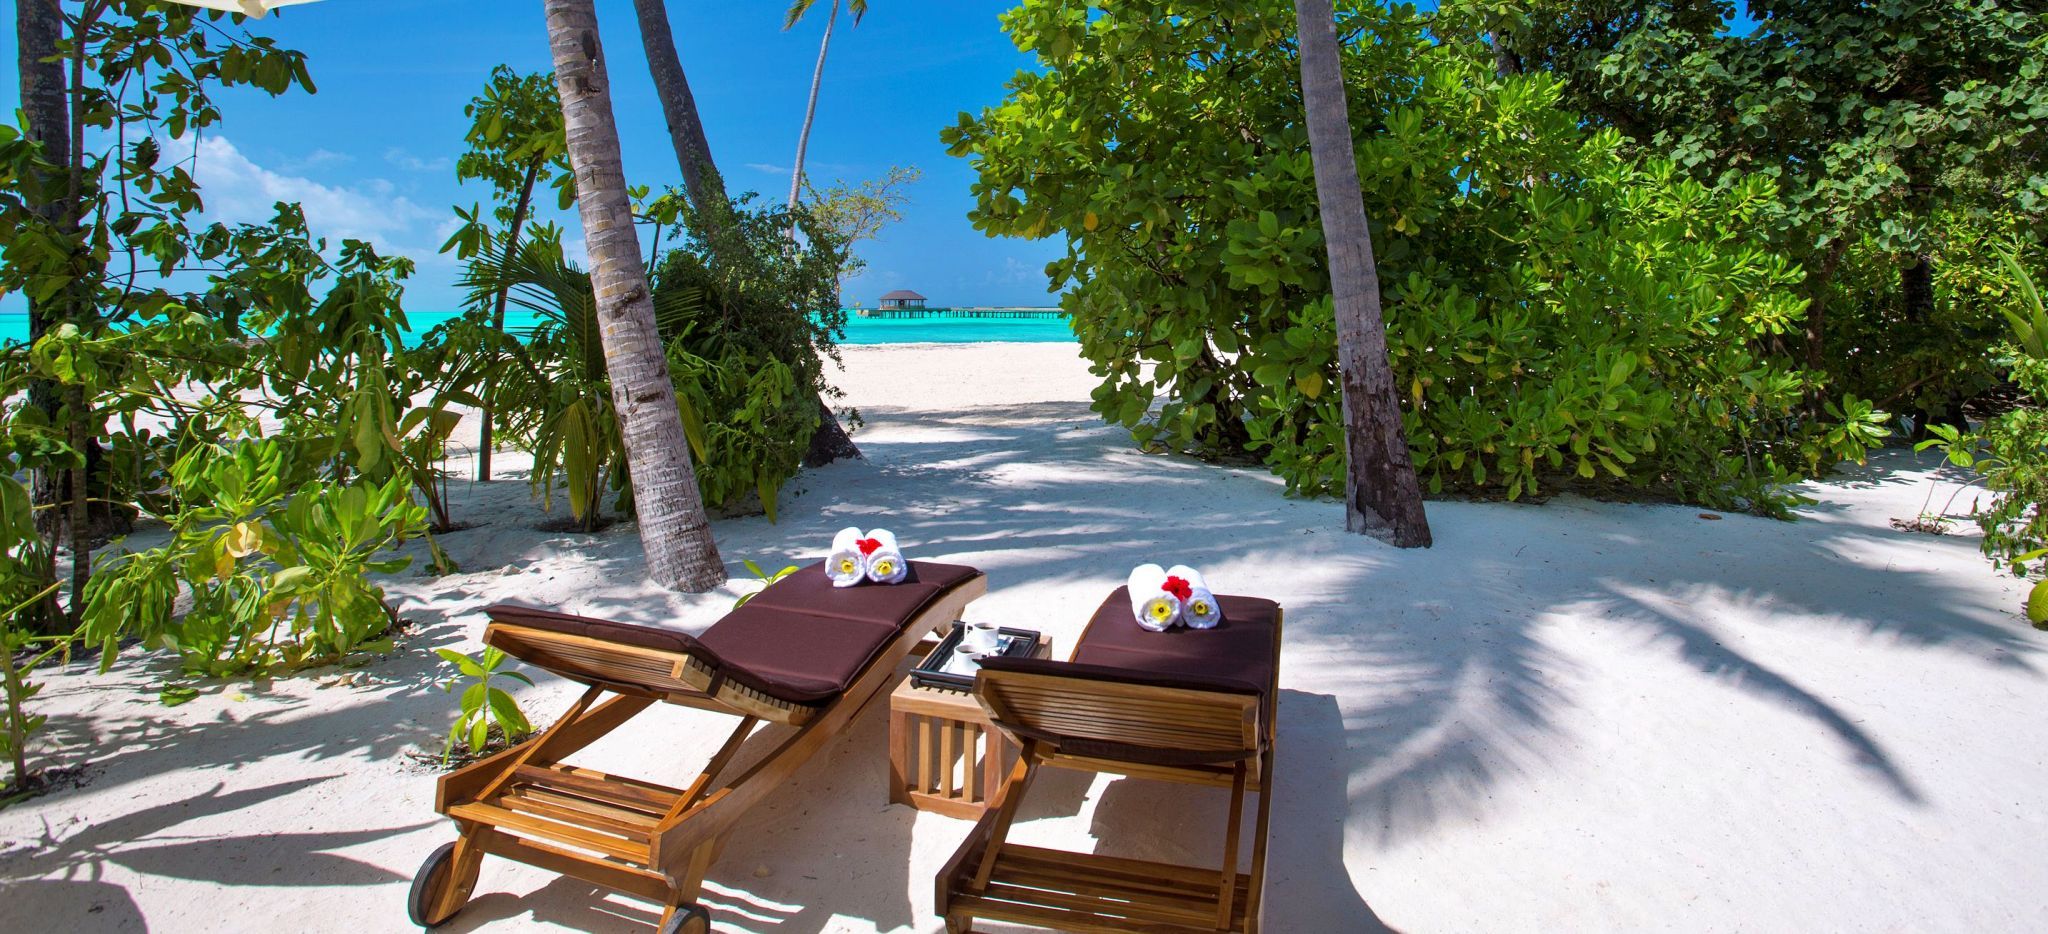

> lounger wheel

[
  {"left": 659, "top": 903, "right": 712, "bottom": 934},
  {"left": 408, "top": 842, "right": 465, "bottom": 928}
]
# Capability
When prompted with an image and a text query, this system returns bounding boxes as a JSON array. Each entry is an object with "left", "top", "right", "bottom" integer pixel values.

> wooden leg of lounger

[
  {"left": 1244, "top": 751, "right": 1275, "bottom": 934},
  {"left": 969, "top": 740, "right": 1039, "bottom": 893},
  {"left": 1216, "top": 761, "right": 1249, "bottom": 930}
]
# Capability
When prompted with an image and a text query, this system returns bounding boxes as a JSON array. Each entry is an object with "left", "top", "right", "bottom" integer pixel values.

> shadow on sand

[{"left": 9, "top": 402, "right": 2033, "bottom": 931}]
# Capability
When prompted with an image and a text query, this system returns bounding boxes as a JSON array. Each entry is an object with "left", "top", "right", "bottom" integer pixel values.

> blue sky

[{"left": 0, "top": 0, "right": 1063, "bottom": 313}]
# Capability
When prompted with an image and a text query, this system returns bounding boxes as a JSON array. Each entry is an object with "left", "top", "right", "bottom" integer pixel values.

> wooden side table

[{"left": 887, "top": 633, "right": 1050, "bottom": 819}]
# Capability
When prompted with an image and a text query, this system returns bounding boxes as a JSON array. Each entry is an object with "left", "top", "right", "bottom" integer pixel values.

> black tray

[{"left": 910, "top": 623, "right": 1041, "bottom": 691}]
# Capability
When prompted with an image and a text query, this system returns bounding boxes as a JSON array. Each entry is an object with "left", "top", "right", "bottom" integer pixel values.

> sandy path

[{"left": 0, "top": 342, "right": 2041, "bottom": 933}]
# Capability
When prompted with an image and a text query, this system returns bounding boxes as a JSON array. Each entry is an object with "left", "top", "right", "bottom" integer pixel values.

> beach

[{"left": 1, "top": 340, "right": 2041, "bottom": 933}]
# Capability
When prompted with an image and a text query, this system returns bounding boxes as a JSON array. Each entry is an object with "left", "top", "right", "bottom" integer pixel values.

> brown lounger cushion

[
  {"left": 694, "top": 605, "right": 899, "bottom": 703},
  {"left": 979, "top": 586, "right": 1280, "bottom": 697},
  {"left": 743, "top": 559, "right": 983, "bottom": 624},
  {"left": 484, "top": 559, "right": 985, "bottom": 706}
]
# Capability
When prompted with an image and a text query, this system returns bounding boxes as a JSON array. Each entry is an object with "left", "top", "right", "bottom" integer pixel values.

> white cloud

[
  {"left": 385, "top": 147, "right": 453, "bottom": 173},
  {"left": 746, "top": 162, "right": 791, "bottom": 176},
  {"left": 988, "top": 256, "right": 1036, "bottom": 285},
  {"left": 278, "top": 147, "right": 353, "bottom": 172},
  {"left": 185, "top": 135, "right": 442, "bottom": 259}
]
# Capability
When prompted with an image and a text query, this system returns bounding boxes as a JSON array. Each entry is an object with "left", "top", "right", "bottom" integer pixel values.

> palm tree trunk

[
  {"left": 16, "top": 0, "right": 68, "bottom": 631},
  {"left": 543, "top": 0, "right": 727, "bottom": 591},
  {"left": 787, "top": 0, "right": 839, "bottom": 214},
  {"left": 629, "top": 0, "right": 862, "bottom": 467},
  {"left": 1293, "top": 0, "right": 1431, "bottom": 547},
  {"left": 479, "top": 156, "right": 544, "bottom": 483},
  {"left": 629, "top": 0, "right": 724, "bottom": 220}
]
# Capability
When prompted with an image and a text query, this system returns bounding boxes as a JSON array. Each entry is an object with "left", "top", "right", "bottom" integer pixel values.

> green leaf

[{"left": 436, "top": 648, "right": 488, "bottom": 679}]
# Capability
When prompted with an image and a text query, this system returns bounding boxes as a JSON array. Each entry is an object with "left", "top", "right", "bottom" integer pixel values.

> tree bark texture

[
  {"left": 545, "top": 0, "right": 727, "bottom": 591},
  {"left": 629, "top": 0, "right": 724, "bottom": 219},
  {"left": 1294, "top": 0, "right": 1433, "bottom": 548},
  {"left": 1900, "top": 251, "right": 1935, "bottom": 324},
  {"left": 17, "top": 0, "right": 66, "bottom": 534}
]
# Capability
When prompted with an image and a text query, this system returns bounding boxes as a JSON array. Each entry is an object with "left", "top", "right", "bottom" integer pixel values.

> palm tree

[
  {"left": 629, "top": 0, "right": 726, "bottom": 221},
  {"left": 628, "top": 0, "right": 863, "bottom": 467},
  {"left": 15, "top": 0, "right": 70, "bottom": 630},
  {"left": 782, "top": 0, "right": 867, "bottom": 217},
  {"left": 1291, "top": 0, "right": 1432, "bottom": 547},
  {"left": 541, "top": 0, "right": 727, "bottom": 591}
]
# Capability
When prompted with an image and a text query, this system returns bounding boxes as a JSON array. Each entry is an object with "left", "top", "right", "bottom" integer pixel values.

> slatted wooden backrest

[{"left": 974, "top": 669, "right": 1262, "bottom": 766}]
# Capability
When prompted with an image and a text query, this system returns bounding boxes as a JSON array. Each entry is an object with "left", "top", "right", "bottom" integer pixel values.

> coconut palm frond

[
  {"left": 785, "top": 0, "right": 863, "bottom": 30},
  {"left": 652, "top": 283, "right": 707, "bottom": 343}
]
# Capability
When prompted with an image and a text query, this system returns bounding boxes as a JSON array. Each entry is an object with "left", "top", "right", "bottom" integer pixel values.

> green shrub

[
  {"left": 459, "top": 195, "right": 839, "bottom": 525},
  {"left": 1971, "top": 251, "right": 2048, "bottom": 622},
  {"left": 80, "top": 440, "right": 426, "bottom": 679},
  {"left": 944, "top": 0, "right": 1884, "bottom": 514}
]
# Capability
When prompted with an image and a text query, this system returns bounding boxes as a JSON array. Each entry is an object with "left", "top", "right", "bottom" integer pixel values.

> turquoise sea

[{"left": 0, "top": 308, "right": 1077, "bottom": 346}]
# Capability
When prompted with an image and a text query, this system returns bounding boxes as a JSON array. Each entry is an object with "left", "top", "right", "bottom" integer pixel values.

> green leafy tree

[
  {"left": 459, "top": 194, "right": 844, "bottom": 526},
  {"left": 1457, "top": 0, "right": 2048, "bottom": 423},
  {"left": 442, "top": 66, "right": 573, "bottom": 483},
  {"left": 1972, "top": 250, "right": 2048, "bottom": 624},
  {"left": 804, "top": 164, "right": 920, "bottom": 282},
  {"left": 944, "top": 0, "right": 1884, "bottom": 515},
  {"left": 0, "top": 1, "right": 315, "bottom": 629}
]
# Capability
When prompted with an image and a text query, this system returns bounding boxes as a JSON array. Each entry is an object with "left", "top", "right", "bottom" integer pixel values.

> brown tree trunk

[
  {"left": 1804, "top": 238, "right": 1849, "bottom": 373},
  {"left": 18, "top": 0, "right": 66, "bottom": 519},
  {"left": 629, "top": 0, "right": 724, "bottom": 219},
  {"left": 1294, "top": 0, "right": 1432, "bottom": 547},
  {"left": 1900, "top": 251, "right": 1934, "bottom": 323},
  {"left": 479, "top": 156, "right": 544, "bottom": 483},
  {"left": 544, "top": 0, "right": 727, "bottom": 591},
  {"left": 1491, "top": 32, "right": 1522, "bottom": 77}
]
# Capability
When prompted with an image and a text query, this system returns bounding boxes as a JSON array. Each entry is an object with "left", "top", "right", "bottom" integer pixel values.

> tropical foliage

[
  {"left": 1969, "top": 252, "right": 2048, "bottom": 623},
  {"left": 1461, "top": 0, "right": 2048, "bottom": 427},
  {"left": 435, "top": 646, "right": 535, "bottom": 763},
  {"left": 946, "top": 0, "right": 1888, "bottom": 515},
  {"left": 450, "top": 191, "right": 844, "bottom": 527}
]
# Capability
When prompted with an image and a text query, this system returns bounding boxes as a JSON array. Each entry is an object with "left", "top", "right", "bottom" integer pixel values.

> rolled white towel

[
  {"left": 826, "top": 526, "right": 869, "bottom": 588},
  {"left": 863, "top": 528, "right": 909, "bottom": 584},
  {"left": 1128, "top": 563, "right": 1182, "bottom": 631},
  {"left": 1167, "top": 564, "right": 1222, "bottom": 629}
]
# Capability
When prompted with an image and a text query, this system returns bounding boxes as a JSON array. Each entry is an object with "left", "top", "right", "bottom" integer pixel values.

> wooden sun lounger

[
  {"left": 936, "top": 588, "right": 1282, "bottom": 934},
  {"left": 409, "top": 561, "right": 987, "bottom": 933}
]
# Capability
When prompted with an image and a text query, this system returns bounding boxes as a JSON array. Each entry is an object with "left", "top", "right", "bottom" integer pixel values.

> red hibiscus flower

[
  {"left": 857, "top": 538, "right": 882, "bottom": 555},
  {"left": 1161, "top": 575, "right": 1194, "bottom": 602}
]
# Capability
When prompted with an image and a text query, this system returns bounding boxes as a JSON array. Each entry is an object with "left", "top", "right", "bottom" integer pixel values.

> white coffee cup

[
  {"left": 961, "top": 621, "right": 1001, "bottom": 655},
  {"left": 952, "top": 643, "right": 983, "bottom": 672}
]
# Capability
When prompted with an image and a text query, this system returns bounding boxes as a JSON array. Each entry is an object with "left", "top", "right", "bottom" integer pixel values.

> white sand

[{"left": 1, "top": 341, "right": 2042, "bottom": 933}]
